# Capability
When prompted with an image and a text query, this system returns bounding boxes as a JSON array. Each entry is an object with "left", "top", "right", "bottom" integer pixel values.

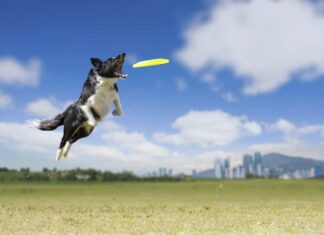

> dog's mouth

[{"left": 114, "top": 53, "right": 128, "bottom": 79}]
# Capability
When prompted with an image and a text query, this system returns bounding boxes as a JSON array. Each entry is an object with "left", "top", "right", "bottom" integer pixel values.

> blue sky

[{"left": 1, "top": 0, "right": 324, "bottom": 174}]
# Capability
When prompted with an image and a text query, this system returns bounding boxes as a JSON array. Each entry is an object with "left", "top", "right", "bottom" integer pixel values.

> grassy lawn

[{"left": 0, "top": 180, "right": 324, "bottom": 234}]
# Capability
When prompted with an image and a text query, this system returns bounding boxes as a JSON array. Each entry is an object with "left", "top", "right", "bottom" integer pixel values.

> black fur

[
  {"left": 37, "top": 53, "right": 126, "bottom": 152},
  {"left": 90, "top": 107, "right": 101, "bottom": 121}
]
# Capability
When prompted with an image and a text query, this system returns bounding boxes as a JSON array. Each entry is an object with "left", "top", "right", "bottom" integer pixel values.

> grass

[{"left": 0, "top": 180, "right": 324, "bottom": 234}]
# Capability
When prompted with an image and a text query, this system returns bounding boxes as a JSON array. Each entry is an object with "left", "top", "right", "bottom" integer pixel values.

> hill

[{"left": 262, "top": 153, "right": 324, "bottom": 173}]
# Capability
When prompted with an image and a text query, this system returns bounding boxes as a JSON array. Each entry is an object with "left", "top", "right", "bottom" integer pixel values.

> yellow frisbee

[{"left": 132, "top": 58, "right": 170, "bottom": 68}]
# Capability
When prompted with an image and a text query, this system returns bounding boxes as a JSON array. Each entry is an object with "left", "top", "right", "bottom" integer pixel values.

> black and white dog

[{"left": 29, "top": 53, "right": 127, "bottom": 160}]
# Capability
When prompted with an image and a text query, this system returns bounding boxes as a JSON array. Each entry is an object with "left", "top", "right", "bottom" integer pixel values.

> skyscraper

[
  {"left": 243, "top": 154, "right": 253, "bottom": 176},
  {"left": 224, "top": 158, "right": 230, "bottom": 179},
  {"left": 254, "top": 152, "right": 263, "bottom": 176},
  {"left": 214, "top": 158, "right": 223, "bottom": 179}
]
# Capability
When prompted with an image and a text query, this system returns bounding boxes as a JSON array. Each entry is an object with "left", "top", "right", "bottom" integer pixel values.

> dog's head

[{"left": 90, "top": 53, "right": 127, "bottom": 79}]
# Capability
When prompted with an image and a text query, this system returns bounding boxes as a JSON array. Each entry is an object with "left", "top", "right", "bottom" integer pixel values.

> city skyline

[{"left": 192, "top": 152, "right": 322, "bottom": 180}]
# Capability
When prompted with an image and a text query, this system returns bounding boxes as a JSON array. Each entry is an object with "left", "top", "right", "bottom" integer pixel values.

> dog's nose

[{"left": 121, "top": 52, "right": 126, "bottom": 58}]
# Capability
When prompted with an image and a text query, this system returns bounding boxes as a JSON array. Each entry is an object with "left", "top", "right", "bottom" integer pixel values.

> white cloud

[
  {"left": 249, "top": 118, "right": 324, "bottom": 160},
  {"left": 154, "top": 110, "right": 262, "bottom": 148},
  {"left": 221, "top": 91, "right": 237, "bottom": 102},
  {"left": 175, "top": 78, "right": 188, "bottom": 91},
  {"left": 271, "top": 118, "right": 296, "bottom": 133},
  {"left": 0, "top": 57, "right": 41, "bottom": 86},
  {"left": 271, "top": 118, "right": 324, "bottom": 137},
  {"left": 176, "top": 0, "right": 324, "bottom": 95},
  {"left": 0, "top": 120, "right": 169, "bottom": 173},
  {"left": 25, "top": 98, "right": 71, "bottom": 118},
  {"left": 0, "top": 122, "right": 60, "bottom": 153},
  {"left": 0, "top": 91, "right": 12, "bottom": 109},
  {"left": 101, "top": 123, "right": 169, "bottom": 158}
]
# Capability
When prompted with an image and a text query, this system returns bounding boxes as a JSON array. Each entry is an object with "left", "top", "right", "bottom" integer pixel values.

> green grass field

[{"left": 1, "top": 180, "right": 324, "bottom": 234}]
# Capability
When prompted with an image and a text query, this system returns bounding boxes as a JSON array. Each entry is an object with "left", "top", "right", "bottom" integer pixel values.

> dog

[{"left": 28, "top": 53, "right": 128, "bottom": 161}]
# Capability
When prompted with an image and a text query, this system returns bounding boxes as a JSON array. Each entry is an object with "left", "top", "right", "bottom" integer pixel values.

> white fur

[
  {"left": 56, "top": 149, "right": 64, "bottom": 161},
  {"left": 80, "top": 75, "right": 121, "bottom": 127},
  {"left": 26, "top": 119, "right": 41, "bottom": 129},
  {"left": 63, "top": 141, "right": 72, "bottom": 158}
]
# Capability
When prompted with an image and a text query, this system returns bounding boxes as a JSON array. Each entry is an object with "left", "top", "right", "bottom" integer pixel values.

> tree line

[{"left": 0, "top": 167, "right": 182, "bottom": 182}]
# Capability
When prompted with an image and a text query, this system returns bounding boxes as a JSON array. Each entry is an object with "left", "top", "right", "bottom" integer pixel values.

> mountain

[
  {"left": 196, "top": 169, "right": 214, "bottom": 178},
  {"left": 262, "top": 153, "right": 324, "bottom": 173}
]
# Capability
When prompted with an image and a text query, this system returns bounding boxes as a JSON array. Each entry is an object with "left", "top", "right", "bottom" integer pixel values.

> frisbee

[{"left": 132, "top": 58, "right": 169, "bottom": 68}]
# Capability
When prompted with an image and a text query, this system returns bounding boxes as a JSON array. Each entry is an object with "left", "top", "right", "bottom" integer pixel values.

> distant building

[
  {"left": 163, "top": 168, "right": 167, "bottom": 176},
  {"left": 214, "top": 158, "right": 223, "bottom": 179},
  {"left": 232, "top": 167, "right": 237, "bottom": 179},
  {"left": 243, "top": 154, "right": 254, "bottom": 176},
  {"left": 149, "top": 167, "right": 174, "bottom": 178},
  {"left": 315, "top": 166, "right": 324, "bottom": 177},
  {"left": 239, "top": 165, "right": 245, "bottom": 178},
  {"left": 197, "top": 169, "right": 215, "bottom": 178},
  {"left": 268, "top": 168, "right": 281, "bottom": 178},
  {"left": 254, "top": 152, "right": 264, "bottom": 176},
  {"left": 224, "top": 158, "right": 231, "bottom": 179}
]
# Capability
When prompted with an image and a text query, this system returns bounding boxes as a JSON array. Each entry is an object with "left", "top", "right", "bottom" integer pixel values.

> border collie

[{"left": 28, "top": 53, "right": 127, "bottom": 161}]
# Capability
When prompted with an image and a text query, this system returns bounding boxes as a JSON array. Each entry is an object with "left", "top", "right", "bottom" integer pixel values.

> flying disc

[{"left": 132, "top": 58, "right": 169, "bottom": 68}]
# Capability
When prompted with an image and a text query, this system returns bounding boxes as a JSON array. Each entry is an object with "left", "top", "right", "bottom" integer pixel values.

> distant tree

[
  {"left": 20, "top": 168, "right": 30, "bottom": 173},
  {"left": 0, "top": 167, "right": 9, "bottom": 172}
]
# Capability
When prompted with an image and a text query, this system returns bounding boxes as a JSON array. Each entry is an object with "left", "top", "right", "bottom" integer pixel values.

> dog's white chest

[
  {"left": 91, "top": 80, "right": 116, "bottom": 114},
  {"left": 81, "top": 77, "right": 117, "bottom": 126}
]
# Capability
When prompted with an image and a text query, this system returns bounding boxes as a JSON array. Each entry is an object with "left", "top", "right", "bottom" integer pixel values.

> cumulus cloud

[
  {"left": 0, "top": 119, "right": 169, "bottom": 173},
  {"left": 25, "top": 98, "right": 61, "bottom": 118},
  {"left": 248, "top": 118, "right": 324, "bottom": 160},
  {"left": 154, "top": 110, "right": 262, "bottom": 148},
  {"left": 0, "top": 57, "right": 41, "bottom": 86},
  {"left": 176, "top": 0, "right": 324, "bottom": 95},
  {"left": 25, "top": 98, "right": 72, "bottom": 118},
  {"left": 0, "top": 91, "right": 12, "bottom": 109},
  {"left": 101, "top": 122, "right": 169, "bottom": 158},
  {"left": 270, "top": 118, "right": 324, "bottom": 139},
  {"left": 0, "top": 122, "right": 60, "bottom": 153}
]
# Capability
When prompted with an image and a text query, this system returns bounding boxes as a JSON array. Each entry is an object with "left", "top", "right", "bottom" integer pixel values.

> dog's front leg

[{"left": 112, "top": 95, "right": 123, "bottom": 116}]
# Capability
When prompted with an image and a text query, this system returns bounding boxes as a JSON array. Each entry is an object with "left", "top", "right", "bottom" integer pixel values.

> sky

[{"left": 1, "top": 0, "right": 324, "bottom": 174}]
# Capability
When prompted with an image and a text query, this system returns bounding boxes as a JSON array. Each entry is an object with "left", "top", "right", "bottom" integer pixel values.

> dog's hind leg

[
  {"left": 56, "top": 105, "right": 87, "bottom": 160},
  {"left": 69, "top": 123, "right": 94, "bottom": 145},
  {"left": 56, "top": 135, "right": 68, "bottom": 161},
  {"left": 56, "top": 147, "right": 64, "bottom": 161},
  {"left": 63, "top": 141, "right": 72, "bottom": 158}
]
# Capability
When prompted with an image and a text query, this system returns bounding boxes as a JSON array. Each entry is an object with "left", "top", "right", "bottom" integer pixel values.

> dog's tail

[{"left": 27, "top": 112, "right": 65, "bottom": 131}]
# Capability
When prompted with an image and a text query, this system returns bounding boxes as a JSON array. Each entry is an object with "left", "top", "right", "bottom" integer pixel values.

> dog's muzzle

[
  {"left": 114, "top": 72, "right": 128, "bottom": 79},
  {"left": 114, "top": 53, "right": 128, "bottom": 79}
]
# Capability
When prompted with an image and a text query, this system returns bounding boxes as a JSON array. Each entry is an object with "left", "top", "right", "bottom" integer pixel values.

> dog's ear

[{"left": 90, "top": 58, "right": 102, "bottom": 69}]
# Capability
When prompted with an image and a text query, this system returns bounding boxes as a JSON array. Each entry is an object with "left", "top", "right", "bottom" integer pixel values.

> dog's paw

[
  {"left": 112, "top": 109, "right": 123, "bottom": 116},
  {"left": 56, "top": 149, "right": 63, "bottom": 161}
]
